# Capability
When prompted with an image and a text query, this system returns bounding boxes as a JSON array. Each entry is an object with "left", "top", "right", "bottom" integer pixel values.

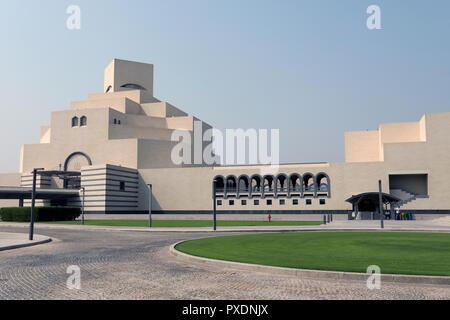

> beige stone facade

[{"left": 0, "top": 59, "right": 449, "bottom": 216}]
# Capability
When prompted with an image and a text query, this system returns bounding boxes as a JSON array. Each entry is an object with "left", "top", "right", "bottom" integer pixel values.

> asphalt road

[{"left": 0, "top": 226, "right": 449, "bottom": 300}]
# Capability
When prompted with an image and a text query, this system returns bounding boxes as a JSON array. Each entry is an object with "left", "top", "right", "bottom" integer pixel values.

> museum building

[{"left": 0, "top": 59, "right": 449, "bottom": 219}]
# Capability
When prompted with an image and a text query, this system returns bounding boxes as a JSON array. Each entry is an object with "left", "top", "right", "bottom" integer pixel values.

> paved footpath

[
  {"left": 0, "top": 232, "right": 51, "bottom": 251},
  {"left": 0, "top": 225, "right": 449, "bottom": 300},
  {"left": 1, "top": 219, "right": 449, "bottom": 233}
]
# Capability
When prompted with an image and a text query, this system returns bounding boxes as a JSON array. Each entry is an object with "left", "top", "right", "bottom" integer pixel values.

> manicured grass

[
  {"left": 39, "top": 220, "right": 323, "bottom": 228},
  {"left": 176, "top": 232, "right": 450, "bottom": 276}
]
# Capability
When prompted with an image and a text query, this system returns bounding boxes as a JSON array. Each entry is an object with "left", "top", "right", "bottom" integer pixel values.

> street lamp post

[
  {"left": 148, "top": 184, "right": 152, "bottom": 228},
  {"left": 80, "top": 186, "right": 85, "bottom": 225},
  {"left": 29, "top": 168, "right": 44, "bottom": 241},
  {"left": 378, "top": 180, "right": 384, "bottom": 229},
  {"left": 212, "top": 179, "right": 217, "bottom": 231}
]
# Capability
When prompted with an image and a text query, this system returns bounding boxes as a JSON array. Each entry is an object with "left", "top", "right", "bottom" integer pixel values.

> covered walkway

[{"left": 0, "top": 186, "right": 79, "bottom": 206}]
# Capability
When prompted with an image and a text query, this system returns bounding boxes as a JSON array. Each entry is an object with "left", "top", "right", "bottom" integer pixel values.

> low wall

[
  {"left": 81, "top": 212, "right": 449, "bottom": 221},
  {"left": 82, "top": 213, "right": 343, "bottom": 221}
]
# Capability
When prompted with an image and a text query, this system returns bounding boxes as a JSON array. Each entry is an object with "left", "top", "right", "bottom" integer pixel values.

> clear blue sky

[{"left": 0, "top": 0, "right": 449, "bottom": 173}]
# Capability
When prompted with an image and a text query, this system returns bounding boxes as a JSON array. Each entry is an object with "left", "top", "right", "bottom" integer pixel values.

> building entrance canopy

[
  {"left": 346, "top": 192, "right": 401, "bottom": 219},
  {"left": 0, "top": 169, "right": 82, "bottom": 201},
  {"left": 0, "top": 186, "right": 79, "bottom": 200},
  {"left": 346, "top": 192, "right": 400, "bottom": 206}
]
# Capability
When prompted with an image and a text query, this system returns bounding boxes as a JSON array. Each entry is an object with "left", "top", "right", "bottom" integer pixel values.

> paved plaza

[{"left": 0, "top": 224, "right": 449, "bottom": 300}]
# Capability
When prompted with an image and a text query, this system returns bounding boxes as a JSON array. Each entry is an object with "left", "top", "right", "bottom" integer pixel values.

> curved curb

[
  {"left": 1, "top": 222, "right": 450, "bottom": 233},
  {"left": 170, "top": 240, "right": 450, "bottom": 286},
  {"left": 0, "top": 237, "right": 52, "bottom": 252}
]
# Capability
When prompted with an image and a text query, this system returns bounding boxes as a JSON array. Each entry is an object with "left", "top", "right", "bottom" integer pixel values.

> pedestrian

[{"left": 268, "top": 213, "right": 271, "bottom": 223}]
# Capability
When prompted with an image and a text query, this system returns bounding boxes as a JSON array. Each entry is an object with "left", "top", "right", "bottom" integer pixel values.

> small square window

[
  {"left": 241, "top": 200, "right": 247, "bottom": 205},
  {"left": 320, "top": 199, "right": 326, "bottom": 205},
  {"left": 254, "top": 199, "right": 260, "bottom": 205},
  {"left": 306, "top": 199, "right": 312, "bottom": 205},
  {"left": 217, "top": 200, "right": 222, "bottom": 206},
  {"left": 120, "top": 181, "right": 125, "bottom": 191},
  {"left": 266, "top": 199, "right": 272, "bottom": 205},
  {"left": 279, "top": 199, "right": 285, "bottom": 205},
  {"left": 293, "top": 199, "right": 299, "bottom": 205},
  {"left": 229, "top": 200, "right": 235, "bottom": 206}
]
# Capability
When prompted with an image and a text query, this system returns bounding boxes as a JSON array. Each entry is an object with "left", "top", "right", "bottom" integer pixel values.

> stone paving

[
  {"left": 0, "top": 225, "right": 449, "bottom": 300},
  {"left": 0, "top": 232, "right": 51, "bottom": 251}
]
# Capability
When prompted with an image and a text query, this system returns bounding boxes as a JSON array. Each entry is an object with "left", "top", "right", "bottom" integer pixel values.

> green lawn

[
  {"left": 176, "top": 232, "right": 450, "bottom": 276},
  {"left": 39, "top": 220, "right": 323, "bottom": 228}
]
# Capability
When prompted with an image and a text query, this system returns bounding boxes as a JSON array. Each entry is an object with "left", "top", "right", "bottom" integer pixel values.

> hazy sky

[{"left": 0, "top": 0, "right": 449, "bottom": 173}]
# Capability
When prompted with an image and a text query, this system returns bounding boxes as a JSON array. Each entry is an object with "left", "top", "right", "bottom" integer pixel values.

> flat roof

[
  {"left": 0, "top": 187, "right": 79, "bottom": 200},
  {"left": 212, "top": 162, "right": 330, "bottom": 171},
  {"left": 346, "top": 192, "right": 400, "bottom": 204}
]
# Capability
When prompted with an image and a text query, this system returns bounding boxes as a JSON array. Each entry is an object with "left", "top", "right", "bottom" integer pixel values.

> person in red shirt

[{"left": 268, "top": 213, "right": 272, "bottom": 223}]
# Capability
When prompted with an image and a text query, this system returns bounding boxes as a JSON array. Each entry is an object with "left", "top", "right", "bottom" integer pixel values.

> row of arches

[
  {"left": 71, "top": 116, "right": 87, "bottom": 127},
  {"left": 213, "top": 173, "right": 331, "bottom": 198}
]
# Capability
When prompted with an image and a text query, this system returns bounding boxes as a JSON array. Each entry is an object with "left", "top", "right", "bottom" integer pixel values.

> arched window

[
  {"left": 263, "top": 175, "right": 275, "bottom": 192},
  {"left": 64, "top": 152, "right": 92, "bottom": 172},
  {"left": 80, "top": 116, "right": 87, "bottom": 127},
  {"left": 225, "top": 176, "right": 237, "bottom": 193},
  {"left": 238, "top": 175, "right": 250, "bottom": 193},
  {"left": 276, "top": 174, "right": 288, "bottom": 192},
  {"left": 289, "top": 174, "right": 301, "bottom": 192},
  {"left": 120, "top": 83, "right": 147, "bottom": 91},
  {"left": 316, "top": 172, "right": 331, "bottom": 197},
  {"left": 113, "top": 119, "right": 117, "bottom": 124},
  {"left": 214, "top": 176, "right": 225, "bottom": 193},
  {"left": 71, "top": 117, "right": 79, "bottom": 127},
  {"left": 251, "top": 175, "right": 262, "bottom": 193},
  {"left": 303, "top": 173, "right": 315, "bottom": 192}
]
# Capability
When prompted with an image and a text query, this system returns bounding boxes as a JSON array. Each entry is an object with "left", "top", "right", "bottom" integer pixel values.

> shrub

[
  {"left": 0, "top": 206, "right": 81, "bottom": 222},
  {"left": 0, "top": 207, "right": 30, "bottom": 222}
]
